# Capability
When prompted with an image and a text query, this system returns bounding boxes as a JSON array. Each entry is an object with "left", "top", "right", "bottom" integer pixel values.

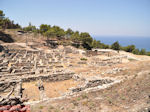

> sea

[{"left": 94, "top": 36, "right": 150, "bottom": 52}]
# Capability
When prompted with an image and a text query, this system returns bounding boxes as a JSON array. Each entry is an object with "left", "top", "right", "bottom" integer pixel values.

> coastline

[{"left": 94, "top": 36, "right": 150, "bottom": 52}]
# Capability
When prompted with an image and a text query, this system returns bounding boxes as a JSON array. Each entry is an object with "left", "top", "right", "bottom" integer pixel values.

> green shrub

[
  {"left": 146, "top": 52, "right": 150, "bottom": 56},
  {"left": 39, "top": 105, "right": 44, "bottom": 109},
  {"left": 132, "top": 48, "right": 139, "bottom": 55},
  {"left": 80, "top": 58, "right": 87, "bottom": 61},
  {"left": 111, "top": 41, "right": 120, "bottom": 50},
  {"left": 139, "top": 49, "right": 146, "bottom": 55}
]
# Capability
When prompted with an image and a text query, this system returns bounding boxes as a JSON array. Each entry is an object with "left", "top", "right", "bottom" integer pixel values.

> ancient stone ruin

[{"left": 0, "top": 44, "right": 128, "bottom": 107}]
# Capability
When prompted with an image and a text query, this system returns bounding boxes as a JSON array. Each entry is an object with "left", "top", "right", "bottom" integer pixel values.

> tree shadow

[
  {"left": 0, "top": 44, "right": 4, "bottom": 52},
  {"left": 0, "top": 31, "right": 14, "bottom": 43}
]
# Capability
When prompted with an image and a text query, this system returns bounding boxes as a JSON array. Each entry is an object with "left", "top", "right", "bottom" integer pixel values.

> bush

[
  {"left": 132, "top": 48, "right": 139, "bottom": 55},
  {"left": 111, "top": 41, "right": 120, "bottom": 50},
  {"left": 124, "top": 45, "right": 135, "bottom": 52},
  {"left": 139, "top": 49, "right": 146, "bottom": 55},
  {"left": 80, "top": 58, "right": 87, "bottom": 61},
  {"left": 146, "top": 52, "right": 150, "bottom": 56}
]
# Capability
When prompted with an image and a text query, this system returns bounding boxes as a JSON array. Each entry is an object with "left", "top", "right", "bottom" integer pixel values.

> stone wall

[{"left": 71, "top": 78, "right": 114, "bottom": 92}]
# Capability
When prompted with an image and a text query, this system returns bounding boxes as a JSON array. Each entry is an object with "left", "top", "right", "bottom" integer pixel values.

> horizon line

[{"left": 92, "top": 35, "right": 150, "bottom": 38}]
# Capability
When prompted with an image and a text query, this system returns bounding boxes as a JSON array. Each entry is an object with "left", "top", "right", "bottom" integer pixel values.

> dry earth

[
  {"left": 0, "top": 30, "right": 150, "bottom": 112},
  {"left": 31, "top": 59, "right": 150, "bottom": 112}
]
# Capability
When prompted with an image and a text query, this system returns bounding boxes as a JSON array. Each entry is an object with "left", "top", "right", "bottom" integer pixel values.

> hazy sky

[{"left": 0, "top": 0, "right": 150, "bottom": 37}]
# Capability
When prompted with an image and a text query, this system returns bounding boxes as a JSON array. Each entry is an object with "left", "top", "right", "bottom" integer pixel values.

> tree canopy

[
  {"left": 39, "top": 24, "right": 51, "bottom": 33},
  {"left": 0, "top": 10, "right": 21, "bottom": 30},
  {"left": 111, "top": 41, "right": 120, "bottom": 50},
  {"left": 0, "top": 10, "right": 5, "bottom": 19},
  {"left": 23, "top": 22, "right": 36, "bottom": 32},
  {"left": 65, "top": 28, "right": 74, "bottom": 37}
]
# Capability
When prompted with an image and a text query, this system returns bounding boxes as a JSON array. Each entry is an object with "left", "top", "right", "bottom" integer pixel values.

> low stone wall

[
  {"left": 0, "top": 82, "right": 16, "bottom": 92},
  {"left": 0, "top": 72, "right": 74, "bottom": 86},
  {"left": 71, "top": 79, "right": 114, "bottom": 92},
  {"left": 22, "top": 72, "right": 74, "bottom": 82}
]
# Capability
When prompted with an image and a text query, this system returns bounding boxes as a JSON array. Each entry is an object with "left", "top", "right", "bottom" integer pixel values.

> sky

[{"left": 0, "top": 0, "right": 150, "bottom": 37}]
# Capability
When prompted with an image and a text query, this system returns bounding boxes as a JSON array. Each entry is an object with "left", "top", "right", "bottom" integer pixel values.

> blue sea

[{"left": 94, "top": 36, "right": 150, "bottom": 52}]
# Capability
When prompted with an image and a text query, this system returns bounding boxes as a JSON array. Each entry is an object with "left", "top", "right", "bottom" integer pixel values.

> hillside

[
  {"left": 32, "top": 61, "right": 150, "bottom": 112},
  {"left": 0, "top": 30, "right": 150, "bottom": 112}
]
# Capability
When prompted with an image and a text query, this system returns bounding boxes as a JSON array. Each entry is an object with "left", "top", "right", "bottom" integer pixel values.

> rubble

[
  {"left": 71, "top": 78, "right": 114, "bottom": 93},
  {"left": 0, "top": 44, "right": 130, "bottom": 105}
]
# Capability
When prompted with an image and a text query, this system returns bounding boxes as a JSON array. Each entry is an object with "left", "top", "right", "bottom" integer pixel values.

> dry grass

[
  {"left": 23, "top": 81, "right": 40, "bottom": 101},
  {"left": 22, "top": 79, "right": 79, "bottom": 101},
  {"left": 44, "top": 79, "right": 79, "bottom": 98},
  {"left": 31, "top": 61, "right": 150, "bottom": 112}
]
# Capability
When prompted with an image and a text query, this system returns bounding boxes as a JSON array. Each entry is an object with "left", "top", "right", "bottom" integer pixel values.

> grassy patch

[
  {"left": 82, "top": 100, "right": 88, "bottom": 106},
  {"left": 128, "top": 58, "right": 136, "bottom": 61},
  {"left": 81, "top": 93, "right": 88, "bottom": 99},
  {"left": 39, "top": 105, "right": 44, "bottom": 109},
  {"left": 77, "top": 97, "right": 81, "bottom": 101}
]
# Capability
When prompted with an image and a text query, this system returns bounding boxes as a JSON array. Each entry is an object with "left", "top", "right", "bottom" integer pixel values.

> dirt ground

[
  {"left": 1, "top": 30, "right": 150, "bottom": 111},
  {"left": 31, "top": 60, "right": 150, "bottom": 112},
  {"left": 23, "top": 79, "right": 79, "bottom": 101}
]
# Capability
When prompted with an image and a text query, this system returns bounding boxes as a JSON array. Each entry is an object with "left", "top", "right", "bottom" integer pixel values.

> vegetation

[
  {"left": 121, "top": 45, "right": 135, "bottom": 52},
  {"left": 80, "top": 58, "right": 87, "bottom": 61},
  {"left": 23, "top": 22, "right": 37, "bottom": 32},
  {"left": 139, "top": 49, "right": 146, "bottom": 55},
  {"left": 120, "top": 45, "right": 147, "bottom": 55},
  {"left": 0, "top": 10, "right": 21, "bottom": 30},
  {"left": 0, "top": 10, "right": 149, "bottom": 56},
  {"left": 132, "top": 48, "right": 140, "bottom": 55},
  {"left": 146, "top": 52, "right": 150, "bottom": 56},
  {"left": 111, "top": 41, "right": 120, "bottom": 50}
]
